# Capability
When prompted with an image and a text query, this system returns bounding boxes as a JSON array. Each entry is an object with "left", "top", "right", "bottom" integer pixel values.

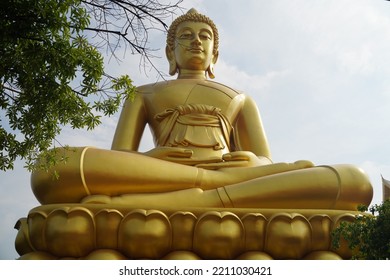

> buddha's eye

[
  {"left": 199, "top": 32, "right": 211, "bottom": 40},
  {"left": 178, "top": 32, "right": 193, "bottom": 40}
]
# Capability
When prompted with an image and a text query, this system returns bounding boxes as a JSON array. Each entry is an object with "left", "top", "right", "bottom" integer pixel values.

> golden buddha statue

[
  {"left": 31, "top": 8, "right": 373, "bottom": 211},
  {"left": 16, "top": 8, "right": 376, "bottom": 260}
]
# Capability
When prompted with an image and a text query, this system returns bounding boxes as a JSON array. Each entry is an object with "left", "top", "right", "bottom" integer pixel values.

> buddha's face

[{"left": 173, "top": 21, "right": 217, "bottom": 72}]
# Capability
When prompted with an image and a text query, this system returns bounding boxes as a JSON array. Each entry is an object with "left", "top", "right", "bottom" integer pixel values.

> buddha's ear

[
  {"left": 166, "top": 46, "right": 178, "bottom": 76},
  {"left": 207, "top": 51, "right": 219, "bottom": 79}
]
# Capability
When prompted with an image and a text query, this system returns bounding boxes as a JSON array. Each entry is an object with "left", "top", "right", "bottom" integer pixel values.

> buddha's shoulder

[{"left": 136, "top": 79, "right": 243, "bottom": 98}]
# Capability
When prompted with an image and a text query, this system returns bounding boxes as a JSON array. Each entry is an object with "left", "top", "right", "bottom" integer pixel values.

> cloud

[
  {"left": 360, "top": 161, "right": 390, "bottom": 206},
  {"left": 214, "top": 59, "right": 288, "bottom": 94},
  {"left": 0, "top": 160, "right": 37, "bottom": 259},
  {"left": 58, "top": 115, "right": 118, "bottom": 149}
]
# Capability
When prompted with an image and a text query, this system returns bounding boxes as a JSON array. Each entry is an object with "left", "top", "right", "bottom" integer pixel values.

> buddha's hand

[
  {"left": 144, "top": 147, "right": 194, "bottom": 163},
  {"left": 196, "top": 151, "right": 271, "bottom": 170}
]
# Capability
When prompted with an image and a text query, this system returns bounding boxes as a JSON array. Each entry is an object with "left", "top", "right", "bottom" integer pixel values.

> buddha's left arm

[{"left": 232, "top": 95, "right": 272, "bottom": 162}]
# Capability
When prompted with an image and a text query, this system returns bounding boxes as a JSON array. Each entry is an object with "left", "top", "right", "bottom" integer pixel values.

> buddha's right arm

[{"left": 111, "top": 91, "right": 147, "bottom": 152}]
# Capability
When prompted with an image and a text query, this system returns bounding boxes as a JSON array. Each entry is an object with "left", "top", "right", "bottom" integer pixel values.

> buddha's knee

[
  {"left": 31, "top": 147, "right": 90, "bottom": 204},
  {"left": 326, "top": 164, "right": 373, "bottom": 209}
]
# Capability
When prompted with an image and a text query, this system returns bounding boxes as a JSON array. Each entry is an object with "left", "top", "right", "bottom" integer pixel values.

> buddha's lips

[{"left": 188, "top": 48, "right": 203, "bottom": 53}]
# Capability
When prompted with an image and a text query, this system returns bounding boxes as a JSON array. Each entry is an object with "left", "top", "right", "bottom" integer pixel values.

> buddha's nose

[{"left": 192, "top": 36, "right": 201, "bottom": 45}]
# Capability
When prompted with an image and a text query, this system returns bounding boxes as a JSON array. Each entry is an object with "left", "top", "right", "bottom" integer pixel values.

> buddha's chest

[{"left": 143, "top": 81, "right": 244, "bottom": 123}]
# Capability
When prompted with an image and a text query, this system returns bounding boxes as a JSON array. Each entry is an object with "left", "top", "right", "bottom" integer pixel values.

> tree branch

[
  {"left": 112, "top": 0, "right": 169, "bottom": 29},
  {"left": 81, "top": 26, "right": 146, "bottom": 54},
  {"left": 2, "top": 86, "right": 21, "bottom": 102}
]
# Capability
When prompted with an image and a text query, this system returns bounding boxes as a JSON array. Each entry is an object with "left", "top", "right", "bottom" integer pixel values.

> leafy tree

[
  {"left": 0, "top": 0, "right": 182, "bottom": 171},
  {"left": 332, "top": 200, "right": 390, "bottom": 259}
]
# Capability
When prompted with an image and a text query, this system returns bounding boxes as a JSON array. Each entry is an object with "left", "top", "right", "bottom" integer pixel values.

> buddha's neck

[{"left": 177, "top": 70, "right": 207, "bottom": 80}]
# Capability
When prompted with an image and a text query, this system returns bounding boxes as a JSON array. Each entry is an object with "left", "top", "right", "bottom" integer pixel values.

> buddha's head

[{"left": 166, "top": 8, "right": 219, "bottom": 79}]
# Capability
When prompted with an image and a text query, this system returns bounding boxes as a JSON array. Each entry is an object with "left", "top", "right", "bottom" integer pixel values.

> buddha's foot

[
  {"left": 293, "top": 160, "right": 315, "bottom": 169},
  {"left": 82, "top": 195, "right": 113, "bottom": 204}
]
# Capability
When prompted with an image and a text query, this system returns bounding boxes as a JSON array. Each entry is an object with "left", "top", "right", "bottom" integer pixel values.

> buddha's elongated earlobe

[
  {"left": 207, "top": 51, "right": 219, "bottom": 79},
  {"left": 166, "top": 46, "right": 178, "bottom": 76},
  {"left": 207, "top": 64, "right": 215, "bottom": 79},
  {"left": 169, "top": 60, "right": 178, "bottom": 76}
]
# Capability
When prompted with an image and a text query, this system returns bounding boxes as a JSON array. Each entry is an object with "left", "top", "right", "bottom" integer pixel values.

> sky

[{"left": 1, "top": 0, "right": 390, "bottom": 259}]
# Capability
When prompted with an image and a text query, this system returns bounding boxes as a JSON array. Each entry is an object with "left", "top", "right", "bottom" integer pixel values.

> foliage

[
  {"left": 0, "top": 0, "right": 182, "bottom": 171},
  {"left": 332, "top": 200, "right": 390, "bottom": 259}
]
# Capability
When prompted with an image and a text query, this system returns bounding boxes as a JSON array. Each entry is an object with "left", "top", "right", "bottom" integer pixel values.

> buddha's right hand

[{"left": 144, "top": 147, "right": 194, "bottom": 163}]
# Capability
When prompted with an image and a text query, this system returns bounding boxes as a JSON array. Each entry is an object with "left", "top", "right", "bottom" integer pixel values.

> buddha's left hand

[{"left": 196, "top": 151, "right": 271, "bottom": 169}]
